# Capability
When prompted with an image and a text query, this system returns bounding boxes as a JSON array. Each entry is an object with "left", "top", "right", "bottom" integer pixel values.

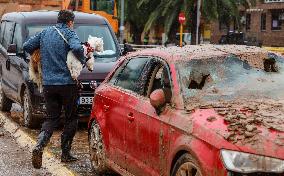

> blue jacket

[{"left": 23, "top": 23, "right": 85, "bottom": 85}]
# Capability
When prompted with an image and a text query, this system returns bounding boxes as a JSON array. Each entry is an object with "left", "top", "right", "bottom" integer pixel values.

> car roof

[
  {"left": 1, "top": 10, "right": 107, "bottom": 25},
  {"left": 128, "top": 44, "right": 270, "bottom": 68}
]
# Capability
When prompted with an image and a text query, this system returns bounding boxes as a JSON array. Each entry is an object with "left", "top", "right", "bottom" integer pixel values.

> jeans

[{"left": 41, "top": 85, "right": 78, "bottom": 139}]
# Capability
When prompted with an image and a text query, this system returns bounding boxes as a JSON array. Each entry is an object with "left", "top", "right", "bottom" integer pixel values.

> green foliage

[{"left": 138, "top": 0, "right": 256, "bottom": 40}]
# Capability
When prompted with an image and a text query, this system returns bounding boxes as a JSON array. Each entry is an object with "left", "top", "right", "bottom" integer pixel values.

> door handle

[
  {"left": 103, "top": 105, "right": 109, "bottom": 112},
  {"left": 20, "top": 63, "right": 25, "bottom": 70},
  {"left": 127, "top": 112, "right": 134, "bottom": 122},
  {"left": 6, "top": 59, "right": 10, "bottom": 70}
]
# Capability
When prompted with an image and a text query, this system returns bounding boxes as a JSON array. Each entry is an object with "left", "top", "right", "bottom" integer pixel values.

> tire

[
  {"left": 89, "top": 120, "right": 110, "bottom": 175},
  {"left": 22, "top": 89, "right": 38, "bottom": 128},
  {"left": 171, "top": 153, "right": 203, "bottom": 176},
  {"left": 0, "top": 80, "right": 12, "bottom": 111}
]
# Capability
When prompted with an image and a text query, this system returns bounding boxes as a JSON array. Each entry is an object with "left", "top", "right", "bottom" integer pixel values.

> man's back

[{"left": 24, "top": 23, "right": 84, "bottom": 85}]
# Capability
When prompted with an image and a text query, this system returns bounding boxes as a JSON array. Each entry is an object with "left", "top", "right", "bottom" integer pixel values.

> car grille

[
  {"left": 79, "top": 80, "right": 103, "bottom": 92},
  {"left": 228, "top": 172, "right": 283, "bottom": 176}
]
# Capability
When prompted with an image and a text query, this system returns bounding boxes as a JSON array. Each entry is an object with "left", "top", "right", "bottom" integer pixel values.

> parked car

[
  {"left": 0, "top": 11, "right": 130, "bottom": 128},
  {"left": 88, "top": 44, "right": 284, "bottom": 176},
  {"left": 219, "top": 31, "right": 262, "bottom": 47}
]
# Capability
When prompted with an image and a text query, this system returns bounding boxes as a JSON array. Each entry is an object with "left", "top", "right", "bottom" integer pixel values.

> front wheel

[
  {"left": 0, "top": 80, "right": 12, "bottom": 111},
  {"left": 89, "top": 120, "right": 110, "bottom": 175},
  {"left": 22, "top": 89, "right": 39, "bottom": 128},
  {"left": 171, "top": 153, "right": 203, "bottom": 176}
]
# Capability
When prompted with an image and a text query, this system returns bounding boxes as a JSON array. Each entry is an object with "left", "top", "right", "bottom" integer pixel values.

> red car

[{"left": 88, "top": 45, "right": 284, "bottom": 176}]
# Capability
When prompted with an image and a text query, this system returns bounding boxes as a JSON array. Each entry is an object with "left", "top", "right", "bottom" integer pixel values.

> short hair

[{"left": 57, "top": 10, "right": 75, "bottom": 24}]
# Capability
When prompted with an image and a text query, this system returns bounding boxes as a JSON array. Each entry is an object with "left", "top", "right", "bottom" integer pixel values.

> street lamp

[
  {"left": 196, "top": 0, "right": 201, "bottom": 45},
  {"left": 120, "top": 0, "right": 125, "bottom": 44}
]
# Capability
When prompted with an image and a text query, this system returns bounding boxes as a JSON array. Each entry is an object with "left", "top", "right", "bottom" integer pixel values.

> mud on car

[
  {"left": 88, "top": 45, "right": 284, "bottom": 176},
  {"left": 0, "top": 11, "right": 127, "bottom": 128}
]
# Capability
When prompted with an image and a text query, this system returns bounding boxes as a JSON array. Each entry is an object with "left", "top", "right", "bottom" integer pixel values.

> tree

[
  {"left": 118, "top": 0, "right": 159, "bottom": 44},
  {"left": 138, "top": 0, "right": 256, "bottom": 44}
]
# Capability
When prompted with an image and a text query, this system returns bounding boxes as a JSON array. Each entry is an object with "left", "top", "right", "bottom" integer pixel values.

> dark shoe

[
  {"left": 61, "top": 134, "right": 77, "bottom": 162},
  {"left": 32, "top": 131, "right": 52, "bottom": 169},
  {"left": 61, "top": 152, "right": 78, "bottom": 162}
]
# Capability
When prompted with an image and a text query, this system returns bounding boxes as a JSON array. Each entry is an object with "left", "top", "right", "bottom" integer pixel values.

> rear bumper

[{"left": 30, "top": 90, "right": 94, "bottom": 119}]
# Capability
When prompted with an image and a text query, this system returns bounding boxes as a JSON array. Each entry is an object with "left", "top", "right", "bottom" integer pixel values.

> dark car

[
  {"left": 219, "top": 31, "right": 262, "bottom": 47},
  {"left": 0, "top": 10, "right": 127, "bottom": 128}
]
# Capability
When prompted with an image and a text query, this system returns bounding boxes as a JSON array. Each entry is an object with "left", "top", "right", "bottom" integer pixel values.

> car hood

[
  {"left": 189, "top": 106, "right": 284, "bottom": 160},
  {"left": 78, "top": 59, "right": 117, "bottom": 81}
]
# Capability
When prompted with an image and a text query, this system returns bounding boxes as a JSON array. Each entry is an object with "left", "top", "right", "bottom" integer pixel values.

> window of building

[
  {"left": 261, "top": 13, "right": 266, "bottom": 31},
  {"left": 265, "top": 0, "right": 284, "bottom": 3},
  {"left": 246, "top": 14, "right": 251, "bottom": 31},
  {"left": 271, "top": 10, "right": 283, "bottom": 30}
]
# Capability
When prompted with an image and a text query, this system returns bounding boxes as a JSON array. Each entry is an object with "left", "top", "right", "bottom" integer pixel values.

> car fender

[{"left": 168, "top": 133, "right": 226, "bottom": 176}]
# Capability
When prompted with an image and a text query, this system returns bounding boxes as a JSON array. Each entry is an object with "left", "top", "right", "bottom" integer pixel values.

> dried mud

[{"left": 188, "top": 99, "right": 284, "bottom": 146}]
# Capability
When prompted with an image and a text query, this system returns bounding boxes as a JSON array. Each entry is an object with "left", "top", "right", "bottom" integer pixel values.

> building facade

[
  {"left": 0, "top": 0, "right": 61, "bottom": 17},
  {"left": 211, "top": 0, "right": 284, "bottom": 46}
]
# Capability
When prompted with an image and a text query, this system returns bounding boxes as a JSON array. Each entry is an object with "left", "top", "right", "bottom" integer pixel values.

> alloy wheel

[{"left": 176, "top": 162, "right": 202, "bottom": 176}]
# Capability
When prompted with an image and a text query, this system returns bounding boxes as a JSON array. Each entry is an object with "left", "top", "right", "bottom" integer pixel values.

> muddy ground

[
  {"left": 6, "top": 103, "right": 113, "bottom": 176},
  {"left": 0, "top": 127, "right": 51, "bottom": 176}
]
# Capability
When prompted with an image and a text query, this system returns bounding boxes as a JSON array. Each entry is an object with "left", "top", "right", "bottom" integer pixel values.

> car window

[
  {"left": 177, "top": 53, "right": 284, "bottom": 107},
  {"left": 0, "top": 21, "right": 6, "bottom": 44},
  {"left": 13, "top": 24, "right": 23, "bottom": 53},
  {"left": 145, "top": 59, "right": 172, "bottom": 102},
  {"left": 2, "top": 21, "right": 15, "bottom": 49},
  {"left": 109, "top": 57, "right": 150, "bottom": 94}
]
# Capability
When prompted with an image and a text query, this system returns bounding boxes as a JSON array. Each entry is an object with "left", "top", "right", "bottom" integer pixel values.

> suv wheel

[
  {"left": 89, "top": 120, "right": 110, "bottom": 174},
  {"left": 171, "top": 153, "right": 202, "bottom": 176},
  {"left": 0, "top": 81, "right": 12, "bottom": 111},
  {"left": 22, "top": 89, "right": 38, "bottom": 128}
]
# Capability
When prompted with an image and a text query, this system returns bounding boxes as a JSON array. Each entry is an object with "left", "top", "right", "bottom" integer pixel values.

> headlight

[{"left": 221, "top": 149, "right": 284, "bottom": 173}]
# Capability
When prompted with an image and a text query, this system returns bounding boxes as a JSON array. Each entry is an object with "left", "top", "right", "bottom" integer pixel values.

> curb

[{"left": 0, "top": 112, "right": 78, "bottom": 176}]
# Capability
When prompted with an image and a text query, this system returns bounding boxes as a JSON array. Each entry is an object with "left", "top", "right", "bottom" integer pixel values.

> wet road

[
  {"left": 0, "top": 129, "right": 51, "bottom": 176},
  {"left": 5, "top": 104, "right": 101, "bottom": 176}
]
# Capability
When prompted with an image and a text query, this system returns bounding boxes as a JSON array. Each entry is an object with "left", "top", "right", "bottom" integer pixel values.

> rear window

[{"left": 176, "top": 53, "right": 284, "bottom": 108}]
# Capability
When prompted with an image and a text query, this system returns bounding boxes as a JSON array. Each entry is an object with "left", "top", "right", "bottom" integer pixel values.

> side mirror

[
  {"left": 7, "top": 44, "right": 17, "bottom": 56},
  {"left": 122, "top": 43, "right": 134, "bottom": 55},
  {"left": 150, "top": 89, "right": 166, "bottom": 110}
]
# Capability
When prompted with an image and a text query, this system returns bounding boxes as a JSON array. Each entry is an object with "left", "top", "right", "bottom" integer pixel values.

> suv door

[
  {"left": 11, "top": 23, "right": 26, "bottom": 102},
  {"left": 0, "top": 21, "right": 17, "bottom": 100}
]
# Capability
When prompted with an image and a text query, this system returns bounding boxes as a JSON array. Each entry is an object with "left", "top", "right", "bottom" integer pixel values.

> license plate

[{"left": 79, "top": 97, "right": 93, "bottom": 105}]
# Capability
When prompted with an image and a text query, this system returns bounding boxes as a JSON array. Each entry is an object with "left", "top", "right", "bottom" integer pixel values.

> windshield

[
  {"left": 26, "top": 24, "right": 118, "bottom": 62},
  {"left": 176, "top": 53, "right": 284, "bottom": 110},
  {"left": 91, "top": 0, "right": 114, "bottom": 15}
]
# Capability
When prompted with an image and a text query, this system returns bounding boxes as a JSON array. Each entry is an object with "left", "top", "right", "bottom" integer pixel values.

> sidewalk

[{"left": 0, "top": 129, "right": 51, "bottom": 176}]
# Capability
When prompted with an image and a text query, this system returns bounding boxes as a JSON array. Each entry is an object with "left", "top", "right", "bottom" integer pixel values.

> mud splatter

[{"left": 207, "top": 116, "right": 217, "bottom": 122}]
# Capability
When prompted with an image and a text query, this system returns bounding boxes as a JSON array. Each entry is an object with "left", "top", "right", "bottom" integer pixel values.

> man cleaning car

[{"left": 23, "top": 10, "right": 93, "bottom": 169}]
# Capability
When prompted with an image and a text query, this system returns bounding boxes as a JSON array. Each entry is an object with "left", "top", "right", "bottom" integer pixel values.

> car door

[
  {"left": 11, "top": 23, "right": 26, "bottom": 102},
  {"left": 0, "top": 21, "right": 18, "bottom": 100},
  {"left": 101, "top": 57, "right": 150, "bottom": 170},
  {"left": 124, "top": 58, "right": 172, "bottom": 176}
]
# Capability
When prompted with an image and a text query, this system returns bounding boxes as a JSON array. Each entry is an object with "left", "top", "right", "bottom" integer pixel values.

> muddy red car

[{"left": 88, "top": 45, "right": 284, "bottom": 176}]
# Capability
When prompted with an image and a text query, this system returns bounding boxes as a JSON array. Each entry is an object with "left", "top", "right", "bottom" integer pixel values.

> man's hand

[{"left": 82, "top": 42, "right": 94, "bottom": 59}]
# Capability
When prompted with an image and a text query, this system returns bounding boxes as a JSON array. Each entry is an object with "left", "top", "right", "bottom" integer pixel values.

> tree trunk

[{"left": 130, "top": 23, "right": 143, "bottom": 44}]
